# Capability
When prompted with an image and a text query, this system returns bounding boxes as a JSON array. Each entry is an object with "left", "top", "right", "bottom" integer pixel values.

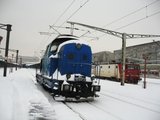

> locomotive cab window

[
  {"left": 50, "top": 44, "right": 58, "bottom": 55},
  {"left": 134, "top": 65, "right": 140, "bottom": 70},
  {"left": 127, "top": 65, "right": 134, "bottom": 70}
]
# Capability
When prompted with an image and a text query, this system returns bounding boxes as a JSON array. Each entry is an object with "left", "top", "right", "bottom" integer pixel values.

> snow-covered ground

[{"left": 0, "top": 68, "right": 160, "bottom": 120}]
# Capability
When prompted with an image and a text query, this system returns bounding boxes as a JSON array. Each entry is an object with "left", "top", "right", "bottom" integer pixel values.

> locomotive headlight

[
  {"left": 91, "top": 77, "right": 95, "bottom": 81},
  {"left": 91, "top": 74, "right": 95, "bottom": 81},
  {"left": 76, "top": 43, "right": 82, "bottom": 49}
]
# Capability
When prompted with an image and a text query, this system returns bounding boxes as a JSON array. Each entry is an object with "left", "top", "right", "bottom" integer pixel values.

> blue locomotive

[{"left": 36, "top": 34, "right": 100, "bottom": 99}]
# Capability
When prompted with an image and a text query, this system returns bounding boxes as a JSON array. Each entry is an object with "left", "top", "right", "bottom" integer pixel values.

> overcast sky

[{"left": 0, "top": 0, "right": 160, "bottom": 57}]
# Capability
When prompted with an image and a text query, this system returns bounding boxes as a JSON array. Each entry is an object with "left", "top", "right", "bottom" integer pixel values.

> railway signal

[{"left": 67, "top": 21, "right": 160, "bottom": 86}]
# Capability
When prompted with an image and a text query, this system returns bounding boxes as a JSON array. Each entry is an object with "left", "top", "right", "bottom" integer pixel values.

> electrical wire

[
  {"left": 98, "top": 0, "right": 160, "bottom": 38},
  {"left": 59, "top": 0, "right": 89, "bottom": 28},
  {"left": 51, "top": 0, "right": 76, "bottom": 27},
  {"left": 37, "top": 0, "right": 77, "bottom": 56},
  {"left": 103, "top": 0, "right": 160, "bottom": 27},
  {"left": 37, "top": 0, "right": 90, "bottom": 57},
  {"left": 115, "top": 10, "right": 160, "bottom": 31},
  {"left": 98, "top": 9, "right": 160, "bottom": 39}
]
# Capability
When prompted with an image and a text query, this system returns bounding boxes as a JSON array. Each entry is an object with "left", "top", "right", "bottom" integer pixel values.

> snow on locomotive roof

[
  {"left": 57, "top": 34, "right": 79, "bottom": 39},
  {"left": 56, "top": 39, "right": 90, "bottom": 53},
  {"left": 48, "top": 34, "right": 79, "bottom": 46},
  {"left": 49, "top": 39, "right": 90, "bottom": 59},
  {"left": 48, "top": 34, "right": 89, "bottom": 47}
]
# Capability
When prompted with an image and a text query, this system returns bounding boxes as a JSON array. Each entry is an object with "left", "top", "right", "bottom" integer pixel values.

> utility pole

[
  {"left": 143, "top": 54, "right": 149, "bottom": 89},
  {"left": 121, "top": 33, "right": 126, "bottom": 85},
  {"left": 16, "top": 50, "right": 19, "bottom": 70},
  {"left": 0, "top": 36, "right": 2, "bottom": 44},
  {"left": 0, "top": 24, "right": 12, "bottom": 77},
  {"left": 67, "top": 21, "right": 160, "bottom": 86},
  {"left": 70, "top": 23, "right": 74, "bottom": 35}
]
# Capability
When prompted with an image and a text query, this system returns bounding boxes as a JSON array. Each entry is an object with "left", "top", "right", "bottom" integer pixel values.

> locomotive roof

[{"left": 50, "top": 34, "right": 79, "bottom": 45}]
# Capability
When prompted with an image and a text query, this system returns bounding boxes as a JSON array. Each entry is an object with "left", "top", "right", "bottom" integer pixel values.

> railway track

[
  {"left": 61, "top": 99, "right": 124, "bottom": 120},
  {"left": 100, "top": 92, "right": 160, "bottom": 114},
  {"left": 86, "top": 101, "right": 123, "bottom": 120},
  {"left": 62, "top": 101, "right": 87, "bottom": 120},
  {"left": 41, "top": 89, "right": 124, "bottom": 120},
  {"left": 102, "top": 89, "right": 160, "bottom": 107}
]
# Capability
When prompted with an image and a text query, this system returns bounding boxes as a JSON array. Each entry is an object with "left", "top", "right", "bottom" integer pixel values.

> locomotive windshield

[
  {"left": 127, "top": 64, "right": 140, "bottom": 70},
  {"left": 50, "top": 44, "right": 58, "bottom": 54},
  {"left": 49, "top": 36, "right": 78, "bottom": 54}
]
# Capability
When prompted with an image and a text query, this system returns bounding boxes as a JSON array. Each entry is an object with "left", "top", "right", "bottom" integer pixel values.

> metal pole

[
  {"left": 70, "top": 23, "right": 74, "bottom": 35},
  {"left": 121, "top": 33, "right": 126, "bottom": 86},
  {"left": 16, "top": 50, "right": 19, "bottom": 70},
  {"left": 144, "top": 58, "right": 147, "bottom": 89},
  {"left": 0, "top": 36, "right": 2, "bottom": 44},
  {"left": 3, "top": 24, "right": 12, "bottom": 77},
  {"left": 20, "top": 57, "right": 22, "bottom": 68}
]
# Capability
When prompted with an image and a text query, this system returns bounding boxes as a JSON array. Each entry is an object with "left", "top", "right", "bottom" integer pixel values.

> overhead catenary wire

[
  {"left": 50, "top": 0, "right": 89, "bottom": 36},
  {"left": 36, "top": 0, "right": 77, "bottom": 56},
  {"left": 103, "top": 0, "right": 160, "bottom": 27},
  {"left": 36, "top": 0, "right": 90, "bottom": 58},
  {"left": 82, "top": 0, "right": 160, "bottom": 39},
  {"left": 57, "top": 0, "right": 89, "bottom": 29},
  {"left": 50, "top": 0, "right": 89, "bottom": 34},
  {"left": 97, "top": 0, "right": 160, "bottom": 38},
  {"left": 51, "top": 0, "right": 76, "bottom": 27},
  {"left": 115, "top": 10, "right": 160, "bottom": 31}
]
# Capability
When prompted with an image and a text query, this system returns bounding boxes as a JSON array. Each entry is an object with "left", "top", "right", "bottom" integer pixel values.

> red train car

[{"left": 93, "top": 63, "right": 141, "bottom": 84}]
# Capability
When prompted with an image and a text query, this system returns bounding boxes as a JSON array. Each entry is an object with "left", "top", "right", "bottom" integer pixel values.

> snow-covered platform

[{"left": 0, "top": 68, "right": 160, "bottom": 120}]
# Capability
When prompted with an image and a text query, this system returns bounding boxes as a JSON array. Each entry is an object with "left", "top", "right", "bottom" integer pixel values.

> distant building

[
  {"left": 19, "top": 56, "right": 40, "bottom": 64},
  {"left": 92, "top": 51, "right": 115, "bottom": 64},
  {"left": 114, "top": 41, "right": 160, "bottom": 64}
]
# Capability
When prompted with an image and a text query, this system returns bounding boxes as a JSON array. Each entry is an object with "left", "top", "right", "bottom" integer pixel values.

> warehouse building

[
  {"left": 92, "top": 51, "right": 115, "bottom": 64},
  {"left": 114, "top": 41, "right": 160, "bottom": 64}
]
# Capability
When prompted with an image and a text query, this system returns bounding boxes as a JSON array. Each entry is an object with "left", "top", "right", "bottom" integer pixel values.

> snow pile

[
  {"left": 29, "top": 100, "right": 56, "bottom": 120},
  {"left": 0, "top": 69, "right": 56, "bottom": 120}
]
